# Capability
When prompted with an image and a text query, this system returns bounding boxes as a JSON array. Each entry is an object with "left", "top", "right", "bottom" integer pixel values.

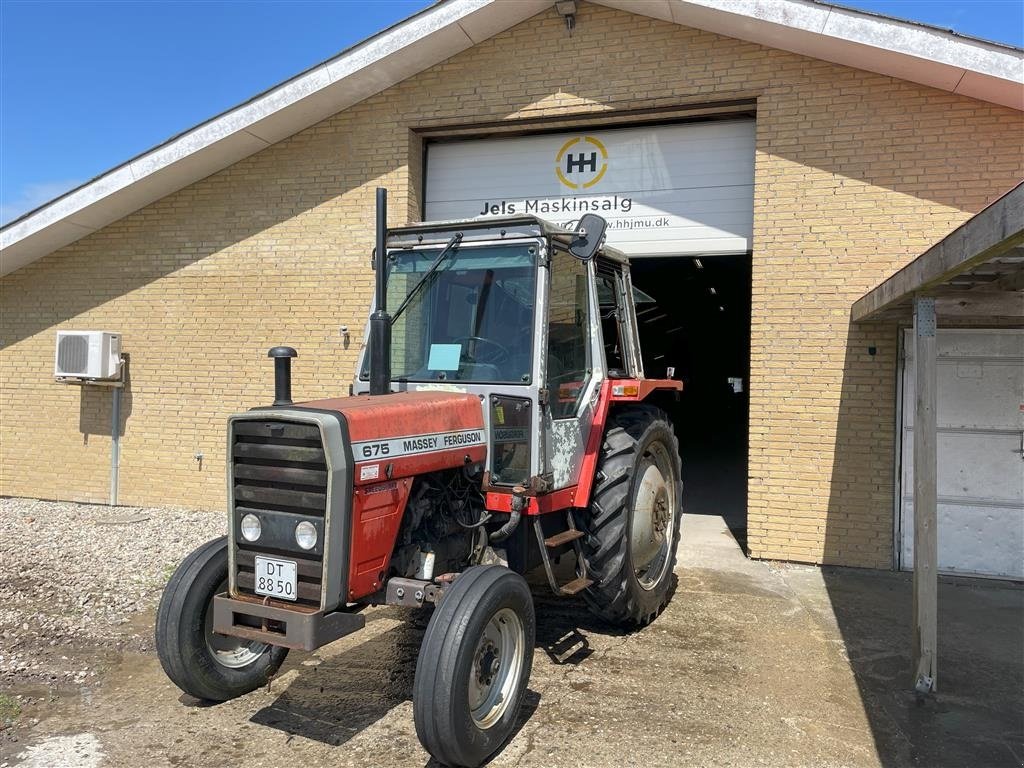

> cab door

[{"left": 542, "top": 248, "right": 605, "bottom": 489}]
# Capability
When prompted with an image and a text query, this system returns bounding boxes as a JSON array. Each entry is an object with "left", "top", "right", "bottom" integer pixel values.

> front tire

[
  {"left": 155, "top": 537, "right": 289, "bottom": 702},
  {"left": 413, "top": 566, "right": 535, "bottom": 768},
  {"left": 580, "top": 405, "right": 683, "bottom": 627}
]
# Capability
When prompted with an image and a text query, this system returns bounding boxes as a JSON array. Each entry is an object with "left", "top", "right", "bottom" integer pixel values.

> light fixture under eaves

[{"left": 554, "top": 0, "right": 577, "bottom": 33}]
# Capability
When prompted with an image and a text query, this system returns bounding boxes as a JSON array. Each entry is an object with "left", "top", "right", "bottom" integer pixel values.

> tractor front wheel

[
  {"left": 155, "top": 537, "right": 289, "bottom": 702},
  {"left": 580, "top": 404, "right": 683, "bottom": 627},
  {"left": 413, "top": 565, "right": 535, "bottom": 767}
]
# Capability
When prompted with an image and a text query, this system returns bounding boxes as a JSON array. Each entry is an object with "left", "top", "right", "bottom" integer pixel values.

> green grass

[
  {"left": 146, "top": 561, "right": 178, "bottom": 591},
  {"left": 0, "top": 693, "right": 21, "bottom": 726}
]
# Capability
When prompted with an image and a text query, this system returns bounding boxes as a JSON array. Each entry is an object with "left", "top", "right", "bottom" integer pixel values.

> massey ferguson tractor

[{"left": 156, "top": 189, "right": 683, "bottom": 767}]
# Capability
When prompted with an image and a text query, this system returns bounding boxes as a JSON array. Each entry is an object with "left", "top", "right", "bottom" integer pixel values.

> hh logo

[{"left": 555, "top": 136, "right": 608, "bottom": 190}]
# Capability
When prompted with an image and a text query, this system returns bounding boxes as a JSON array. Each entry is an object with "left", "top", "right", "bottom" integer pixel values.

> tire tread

[
  {"left": 413, "top": 566, "right": 534, "bottom": 768},
  {"left": 578, "top": 405, "right": 683, "bottom": 627},
  {"left": 155, "top": 536, "right": 287, "bottom": 702}
]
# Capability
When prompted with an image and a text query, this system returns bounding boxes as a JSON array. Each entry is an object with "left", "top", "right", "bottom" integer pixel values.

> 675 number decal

[{"left": 360, "top": 442, "right": 391, "bottom": 459}]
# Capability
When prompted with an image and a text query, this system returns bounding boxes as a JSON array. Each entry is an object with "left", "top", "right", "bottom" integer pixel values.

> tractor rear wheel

[
  {"left": 579, "top": 405, "right": 682, "bottom": 627},
  {"left": 155, "top": 537, "right": 289, "bottom": 702},
  {"left": 413, "top": 565, "right": 535, "bottom": 768}
]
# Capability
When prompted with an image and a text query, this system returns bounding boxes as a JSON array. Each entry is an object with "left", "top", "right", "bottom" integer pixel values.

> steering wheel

[{"left": 453, "top": 335, "right": 510, "bottom": 365}]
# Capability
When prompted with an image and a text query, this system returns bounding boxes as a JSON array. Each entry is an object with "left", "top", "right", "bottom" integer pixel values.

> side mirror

[{"left": 568, "top": 214, "right": 607, "bottom": 261}]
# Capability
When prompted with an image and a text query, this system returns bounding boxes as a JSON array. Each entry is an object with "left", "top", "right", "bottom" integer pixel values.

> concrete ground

[{"left": 2, "top": 512, "right": 1021, "bottom": 768}]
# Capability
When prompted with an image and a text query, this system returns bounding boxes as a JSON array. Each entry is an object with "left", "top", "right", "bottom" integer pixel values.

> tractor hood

[{"left": 293, "top": 391, "right": 487, "bottom": 485}]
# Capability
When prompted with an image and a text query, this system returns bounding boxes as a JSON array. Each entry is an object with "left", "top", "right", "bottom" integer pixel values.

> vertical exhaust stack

[
  {"left": 268, "top": 346, "right": 297, "bottom": 405},
  {"left": 369, "top": 187, "right": 392, "bottom": 396}
]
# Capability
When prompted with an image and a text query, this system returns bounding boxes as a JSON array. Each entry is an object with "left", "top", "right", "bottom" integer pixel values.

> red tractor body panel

[
  {"left": 349, "top": 478, "right": 413, "bottom": 599},
  {"left": 485, "top": 378, "right": 683, "bottom": 514},
  {"left": 295, "top": 391, "right": 486, "bottom": 599}
]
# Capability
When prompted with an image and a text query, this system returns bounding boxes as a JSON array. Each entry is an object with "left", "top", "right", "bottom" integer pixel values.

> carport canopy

[
  {"left": 853, "top": 182, "right": 1024, "bottom": 324},
  {"left": 852, "top": 181, "right": 1023, "bottom": 694}
]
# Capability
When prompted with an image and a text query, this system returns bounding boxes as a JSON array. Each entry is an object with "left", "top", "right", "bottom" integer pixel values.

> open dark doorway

[{"left": 629, "top": 255, "right": 752, "bottom": 547}]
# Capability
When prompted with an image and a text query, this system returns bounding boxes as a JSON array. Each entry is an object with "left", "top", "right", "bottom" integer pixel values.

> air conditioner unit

[{"left": 54, "top": 331, "right": 122, "bottom": 380}]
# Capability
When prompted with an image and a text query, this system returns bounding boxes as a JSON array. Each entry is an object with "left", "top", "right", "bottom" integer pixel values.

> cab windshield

[{"left": 361, "top": 243, "right": 538, "bottom": 383}]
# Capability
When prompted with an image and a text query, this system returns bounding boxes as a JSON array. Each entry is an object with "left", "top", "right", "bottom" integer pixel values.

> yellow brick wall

[{"left": 2, "top": 2, "right": 1021, "bottom": 568}]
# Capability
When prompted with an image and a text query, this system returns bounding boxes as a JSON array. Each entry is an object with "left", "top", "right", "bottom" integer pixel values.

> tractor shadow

[
  {"left": 249, "top": 606, "right": 430, "bottom": 746},
  {"left": 248, "top": 578, "right": 620, "bottom": 751},
  {"left": 248, "top": 604, "right": 547, "bottom": 751},
  {"left": 529, "top": 554, "right": 658, "bottom": 666}
]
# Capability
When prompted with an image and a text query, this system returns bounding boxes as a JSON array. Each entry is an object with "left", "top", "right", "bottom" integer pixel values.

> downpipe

[{"left": 109, "top": 385, "right": 120, "bottom": 506}]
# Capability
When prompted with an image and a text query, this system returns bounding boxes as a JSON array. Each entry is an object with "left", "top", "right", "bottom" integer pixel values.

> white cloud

[{"left": 1, "top": 178, "right": 83, "bottom": 226}]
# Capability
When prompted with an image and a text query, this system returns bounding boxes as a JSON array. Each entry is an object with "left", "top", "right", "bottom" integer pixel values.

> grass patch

[
  {"left": 159, "top": 562, "right": 177, "bottom": 585},
  {"left": 0, "top": 693, "right": 21, "bottom": 726},
  {"left": 146, "top": 562, "right": 178, "bottom": 591}
]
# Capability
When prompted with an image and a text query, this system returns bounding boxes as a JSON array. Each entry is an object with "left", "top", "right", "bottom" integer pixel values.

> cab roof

[{"left": 385, "top": 215, "right": 628, "bottom": 264}]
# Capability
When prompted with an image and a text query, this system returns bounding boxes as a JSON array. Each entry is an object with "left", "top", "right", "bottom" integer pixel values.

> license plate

[{"left": 254, "top": 556, "right": 298, "bottom": 601}]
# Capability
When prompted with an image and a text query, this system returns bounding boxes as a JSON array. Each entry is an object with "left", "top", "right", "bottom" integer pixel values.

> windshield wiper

[{"left": 390, "top": 232, "right": 463, "bottom": 323}]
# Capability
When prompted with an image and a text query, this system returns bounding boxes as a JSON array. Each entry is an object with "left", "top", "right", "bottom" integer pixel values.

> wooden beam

[
  {"left": 912, "top": 295, "right": 938, "bottom": 694},
  {"left": 935, "top": 290, "right": 1024, "bottom": 318}
]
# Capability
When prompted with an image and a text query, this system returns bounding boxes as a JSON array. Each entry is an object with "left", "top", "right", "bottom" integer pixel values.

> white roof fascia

[
  {"left": 594, "top": 0, "right": 1023, "bottom": 108},
  {"left": 3, "top": 0, "right": 1022, "bottom": 276}
]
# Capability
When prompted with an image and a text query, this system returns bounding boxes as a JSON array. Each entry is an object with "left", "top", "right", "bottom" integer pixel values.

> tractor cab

[{"left": 353, "top": 213, "right": 648, "bottom": 495}]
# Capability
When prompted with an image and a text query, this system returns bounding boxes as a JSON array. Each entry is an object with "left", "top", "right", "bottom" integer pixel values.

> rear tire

[
  {"left": 579, "top": 405, "right": 683, "bottom": 627},
  {"left": 413, "top": 566, "right": 535, "bottom": 767},
  {"left": 155, "top": 537, "right": 289, "bottom": 702}
]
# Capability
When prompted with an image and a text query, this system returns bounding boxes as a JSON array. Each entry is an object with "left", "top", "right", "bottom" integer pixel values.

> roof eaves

[{"left": 819, "top": 0, "right": 1022, "bottom": 54}]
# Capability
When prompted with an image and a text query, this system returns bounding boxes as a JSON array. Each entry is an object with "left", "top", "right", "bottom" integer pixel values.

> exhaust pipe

[
  {"left": 369, "top": 188, "right": 392, "bottom": 396},
  {"left": 268, "top": 346, "right": 297, "bottom": 405}
]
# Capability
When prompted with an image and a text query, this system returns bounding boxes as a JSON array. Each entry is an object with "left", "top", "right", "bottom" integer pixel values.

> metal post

[
  {"left": 110, "top": 384, "right": 121, "bottom": 506},
  {"left": 912, "top": 295, "right": 938, "bottom": 693}
]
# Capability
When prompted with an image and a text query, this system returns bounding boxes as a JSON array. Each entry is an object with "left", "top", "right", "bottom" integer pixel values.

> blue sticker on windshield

[{"left": 428, "top": 344, "right": 462, "bottom": 371}]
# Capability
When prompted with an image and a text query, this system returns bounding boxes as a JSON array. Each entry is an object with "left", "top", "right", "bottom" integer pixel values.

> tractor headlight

[
  {"left": 240, "top": 513, "right": 262, "bottom": 542},
  {"left": 295, "top": 521, "right": 318, "bottom": 550}
]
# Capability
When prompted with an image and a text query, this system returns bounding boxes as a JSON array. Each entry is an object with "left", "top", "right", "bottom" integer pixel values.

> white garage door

[
  {"left": 899, "top": 329, "right": 1024, "bottom": 579},
  {"left": 424, "top": 120, "right": 755, "bottom": 257}
]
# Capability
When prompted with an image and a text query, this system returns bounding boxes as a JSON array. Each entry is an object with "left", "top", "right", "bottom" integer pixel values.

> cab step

[
  {"left": 533, "top": 511, "right": 592, "bottom": 598},
  {"left": 559, "top": 576, "right": 593, "bottom": 596},
  {"left": 544, "top": 528, "right": 585, "bottom": 548}
]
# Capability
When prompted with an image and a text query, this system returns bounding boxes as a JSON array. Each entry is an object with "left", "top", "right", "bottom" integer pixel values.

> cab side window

[
  {"left": 546, "top": 250, "right": 591, "bottom": 419},
  {"left": 596, "top": 266, "right": 628, "bottom": 377}
]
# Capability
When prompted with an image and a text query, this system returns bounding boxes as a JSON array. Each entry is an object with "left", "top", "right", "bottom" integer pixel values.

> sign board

[{"left": 424, "top": 120, "right": 755, "bottom": 257}]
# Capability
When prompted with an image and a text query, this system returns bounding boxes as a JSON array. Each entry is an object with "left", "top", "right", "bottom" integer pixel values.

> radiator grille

[
  {"left": 57, "top": 335, "right": 89, "bottom": 374},
  {"left": 231, "top": 419, "right": 327, "bottom": 608}
]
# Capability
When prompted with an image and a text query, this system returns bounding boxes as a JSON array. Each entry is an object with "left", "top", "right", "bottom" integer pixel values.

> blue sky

[{"left": 1, "top": 0, "right": 1021, "bottom": 225}]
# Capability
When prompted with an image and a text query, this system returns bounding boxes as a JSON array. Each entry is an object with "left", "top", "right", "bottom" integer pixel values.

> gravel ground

[{"left": 0, "top": 497, "right": 224, "bottom": 691}]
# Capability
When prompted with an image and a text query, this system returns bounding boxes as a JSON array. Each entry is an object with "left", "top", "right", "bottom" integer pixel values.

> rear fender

[
  {"left": 570, "top": 377, "right": 682, "bottom": 510},
  {"left": 607, "top": 378, "right": 683, "bottom": 402}
]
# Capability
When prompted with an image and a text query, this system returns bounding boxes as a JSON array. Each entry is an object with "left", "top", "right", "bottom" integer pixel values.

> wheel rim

[
  {"left": 630, "top": 441, "right": 677, "bottom": 591},
  {"left": 203, "top": 580, "right": 269, "bottom": 669},
  {"left": 467, "top": 607, "right": 525, "bottom": 730}
]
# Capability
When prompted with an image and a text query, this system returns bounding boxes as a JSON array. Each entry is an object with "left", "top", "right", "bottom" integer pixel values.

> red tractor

[{"left": 156, "top": 189, "right": 683, "bottom": 767}]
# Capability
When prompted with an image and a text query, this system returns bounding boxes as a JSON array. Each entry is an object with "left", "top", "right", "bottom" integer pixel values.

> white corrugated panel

[
  {"left": 424, "top": 120, "right": 755, "bottom": 257},
  {"left": 900, "top": 329, "right": 1024, "bottom": 579}
]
